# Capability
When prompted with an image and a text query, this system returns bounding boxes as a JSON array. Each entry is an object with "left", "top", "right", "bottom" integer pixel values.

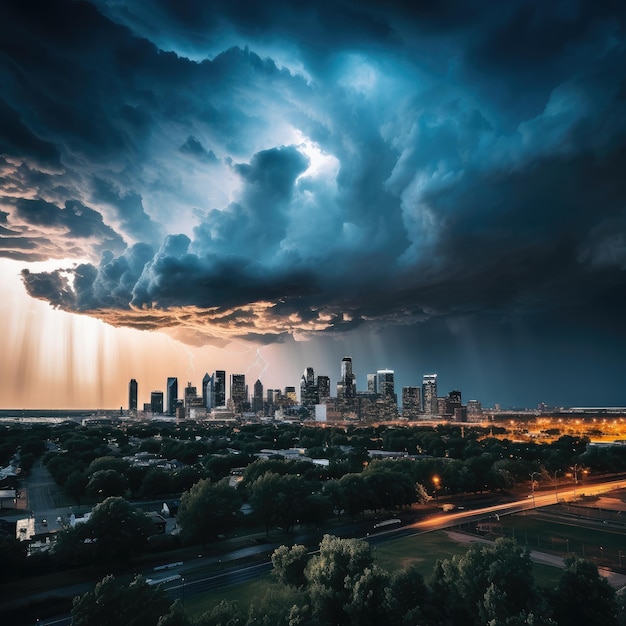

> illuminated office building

[{"left": 422, "top": 374, "right": 438, "bottom": 415}]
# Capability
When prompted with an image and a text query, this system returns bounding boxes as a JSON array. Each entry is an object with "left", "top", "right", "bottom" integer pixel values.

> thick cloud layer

[{"left": 3, "top": 0, "right": 626, "bottom": 346}]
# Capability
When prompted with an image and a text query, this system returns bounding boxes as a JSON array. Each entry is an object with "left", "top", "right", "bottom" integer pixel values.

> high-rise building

[
  {"left": 284, "top": 386, "right": 297, "bottom": 404},
  {"left": 366, "top": 374, "right": 376, "bottom": 394},
  {"left": 467, "top": 399, "right": 483, "bottom": 417},
  {"left": 184, "top": 382, "right": 197, "bottom": 408},
  {"left": 128, "top": 379, "right": 138, "bottom": 412},
  {"left": 422, "top": 374, "right": 438, "bottom": 415},
  {"left": 150, "top": 390, "right": 164, "bottom": 414},
  {"left": 230, "top": 374, "right": 246, "bottom": 412},
  {"left": 300, "top": 367, "right": 318, "bottom": 411},
  {"left": 376, "top": 369, "right": 395, "bottom": 400},
  {"left": 267, "top": 389, "right": 282, "bottom": 415},
  {"left": 167, "top": 377, "right": 178, "bottom": 416},
  {"left": 337, "top": 356, "right": 356, "bottom": 399},
  {"left": 202, "top": 372, "right": 213, "bottom": 409},
  {"left": 402, "top": 386, "right": 422, "bottom": 420},
  {"left": 253, "top": 379, "right": 264, "bottom": 414},
  {"left": 317, "top": 376, "right": 330, "bottom": 401},
  {"left": 446, "top": 390, "right": 462, "bottom": 415},
  {"left": 214, "top": 370, "right": 226, "bottom": 407}
]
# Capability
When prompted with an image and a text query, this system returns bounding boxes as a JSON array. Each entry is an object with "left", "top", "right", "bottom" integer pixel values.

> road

[{"left": 13, "top": 476, "right": 626, "bottom": 625}]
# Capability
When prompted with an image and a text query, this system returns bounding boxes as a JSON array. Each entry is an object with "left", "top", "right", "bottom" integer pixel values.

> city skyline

[{"left": 2, "top": 1, "right": 626, "bottom": 410}]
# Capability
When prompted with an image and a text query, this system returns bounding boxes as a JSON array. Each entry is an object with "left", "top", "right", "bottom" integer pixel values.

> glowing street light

[{"left": 432, "top": 475, "right": 440, "bottom": 502}]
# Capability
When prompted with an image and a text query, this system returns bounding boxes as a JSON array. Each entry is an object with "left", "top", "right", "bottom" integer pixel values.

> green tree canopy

[
  {"left": 271, "top": 544, "right": 309, "bottom": 588},
  {"left": 54, "top": 496, "right": 153, "bottom": 565},
  {"left": 305, "top": 534, "right": 374, "bottom": 626},
  {"left": 550, "top": 556, "right": 618, "bottom": 626},
  {"left": 177, "top": 478, "right": 241, "bottom": 546},
  {"left": 71, "top": 574, "right": 173, "bottom": 626},
  {"left": 86, "top": 469, "right": 129, "bottom": 499}
]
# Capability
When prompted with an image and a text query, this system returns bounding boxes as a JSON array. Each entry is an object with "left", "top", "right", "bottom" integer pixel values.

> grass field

[
  {"left": 496, "top": 511, "right": 625, "bottom": 567},
  {"left": 184, "top": 574, "right": 274, "bottom": 617}
]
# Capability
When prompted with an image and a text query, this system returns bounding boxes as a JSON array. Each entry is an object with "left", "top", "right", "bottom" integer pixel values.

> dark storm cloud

[
  {"left": 3, "top": 0, "right": 626, "bottom": 347},
  {"left": 21, "top": 268, "right": 76, "bottom": 309},
  {"left": 0, "top": 99, "right": 62, "bottom": 172},
  {"left": 179, "top": 136, "right": 217, "bottom": 163}
]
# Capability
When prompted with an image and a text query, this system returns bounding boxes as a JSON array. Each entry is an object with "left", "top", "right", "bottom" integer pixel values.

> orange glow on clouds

[{"left": 0, "top": 258, "right": 292, "bottom": 409}]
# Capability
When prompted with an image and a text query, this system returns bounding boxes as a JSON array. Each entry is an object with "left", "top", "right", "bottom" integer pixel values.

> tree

[
  {"left": 140, "top": 468, "right": 174, "bottom": 499},
  {"left": 248, "top": 472, "right": 282, "bottom": 535},
  {"left": 432, "top": 538, "right": 540, "bottom": 626},
  {"left": 64, "top": 471, "right": 88, "bottom": 505},
  {"left": 550, "top": 556, "right": 618, "bottom": 626},
  {"left": 0, "top": 535, "right": 28, "bottom": 581},
  {"left": 86, "top": 455, "right": 130, "bottom": 476},
  {"left": 71, "top": 574, "right": 172, "bottom": 626},
  {"left": 86, "top": 469, "right": 128, "bottom": 499},
  {"left": 300, "top": 493, "right": 332, "bottom": 529},
  {"left": 337, "top": 473, "right": 371, "bottom": 518},
  {"left": 194, "top": 600, "right": 245, "bottom": 626},
  {"left": 345, "top": 565, "right": 391, "bottom": 626},
  {"left": 385, "top": 564, "right": 435, "bottom": 626},
  {"left": 245, "top": 586, "right": 312, "bottom": 626},
  {"left": 177, "top": 478, "right": 241, "bottom": 546},
  {"left": 54, "top": 497, "right": 153, "bottom": 564},
  {"left": 305, "top": 534, "right": 374, "bottom": 626},
  {"left": 271, "top": 544, "right": 309, "bottom": 588},
  {"left": 156, "top": 600, "right": 192, "bottom": 626}
]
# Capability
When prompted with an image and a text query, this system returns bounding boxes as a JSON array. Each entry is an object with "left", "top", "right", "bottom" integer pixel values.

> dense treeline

[
  {"left": 0, "top": 423, "right": 49, "bottom": 475},
  {"left": 70, "top": 535, "right": 626, "bottom": 626},
  {"left": 35, "top": 421, "right": 626, "bottom": 517},
  {"left": 3, "top": 420, "right": 626, "bottom": 563}
]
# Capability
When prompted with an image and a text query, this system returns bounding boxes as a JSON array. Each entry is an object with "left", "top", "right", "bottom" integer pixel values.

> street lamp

[
  {"left": 432, "top": 476, "right": 440, "bottom": 503},
  {"left": 530, "top": 472, "right": 540, "bottom": 508}
]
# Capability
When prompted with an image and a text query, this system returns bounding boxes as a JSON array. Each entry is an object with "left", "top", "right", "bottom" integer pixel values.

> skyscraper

[
  {"left": 317, "top": 375, "right": 330, "bottom": 401},
  {"left": 337, "top": 356, "right": 356, "bottom": 399},
  {"left": 446, "top": 390, "right": 462, "bottom": 416},
  {"left": 253, "top": 379, "right": 264, "bottom": 414},
  {"left": 284, "top": 386, "right": 297, "bottom": 403},
  {"left": 128, "top": 379, "right": 138, "bottom": 412},
  {"left": 214, "top": 370, "right": 226, "bottom": 407},
  {"left": 376, "top": 369, "right": 395, "bottom": 400},
  {"left": 202, "top": 372, "right": 213, "bottom": 409},
  {"left": 230, "top": 374, "right": 246, "bottom": 412},
  {"left": 167, "top": 377, "right": 178, "bottom": 416},
  {"left": 184, "top": 382, "right": 197, "bottom": 407},
  {"left": 402, "top": 386, "right": 422, "bottom": 419},
  {"left": 422, "top": 374, "right": 438, "bottom": 415},
  {"left": 367, "top": 374, "right": 376, "bottom": 394},
  {"left": 300, "top": 367, "right": 318, "bottom": 411},
  {"left": 150, "top": 390, "right": 164, "bottom": 414}
]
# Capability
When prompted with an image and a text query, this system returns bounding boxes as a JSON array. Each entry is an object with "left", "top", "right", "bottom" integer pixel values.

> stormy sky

[{"left": 1, "top": 0, "right": 626, "bottom": 409}]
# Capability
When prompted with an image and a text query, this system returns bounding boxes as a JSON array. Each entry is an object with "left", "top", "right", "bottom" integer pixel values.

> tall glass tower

[
  {"left": 214, "top": 370, "right": 226, "bottom": 407},
  {"left": 422, "top": 374, "right": 438, "bottom": 415},
  {"left": 167, "top": 377, "right": 178, "bottom": 416},
  {"left": 128, "top": 379, "right": 138, "bottom": 412}
]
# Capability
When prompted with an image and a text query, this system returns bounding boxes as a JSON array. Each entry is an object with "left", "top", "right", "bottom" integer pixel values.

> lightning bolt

[{"left": 166, "top": 335, "right": 196, "bottom": 380}]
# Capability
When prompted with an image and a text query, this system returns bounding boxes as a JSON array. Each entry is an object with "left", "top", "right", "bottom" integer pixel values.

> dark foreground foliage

[{"left": 71, "top": 536, "right": 626, "bottom": 626}]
